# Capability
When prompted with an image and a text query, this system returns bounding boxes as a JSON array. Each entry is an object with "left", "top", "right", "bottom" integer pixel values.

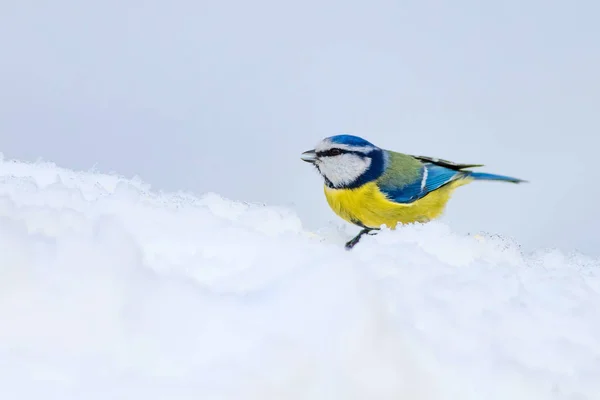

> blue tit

[{"left": 300, "top": 134, "right": 526, "bottom": 249}]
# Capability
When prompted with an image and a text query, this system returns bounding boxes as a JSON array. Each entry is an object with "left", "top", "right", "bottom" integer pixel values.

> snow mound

[{"left": 1, "top": 156, "right": 599, "bottom": 400}]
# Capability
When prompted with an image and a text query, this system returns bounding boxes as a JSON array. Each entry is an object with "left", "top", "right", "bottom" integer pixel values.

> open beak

[{"left": 300, "top": 149, "right": 318, "bottom": 163}]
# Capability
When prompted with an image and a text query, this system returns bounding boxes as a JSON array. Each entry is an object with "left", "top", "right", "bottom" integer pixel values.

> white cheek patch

[{"left": 317, "top": 154, "right": 372, "bottom": 187}]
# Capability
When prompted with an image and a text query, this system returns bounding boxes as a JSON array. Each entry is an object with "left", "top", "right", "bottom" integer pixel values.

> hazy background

[{"left": 1, "top": 0, "right": 598, "bottom": 255}]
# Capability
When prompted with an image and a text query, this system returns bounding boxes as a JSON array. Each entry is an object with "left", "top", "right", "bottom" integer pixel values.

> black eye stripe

[
  {"left": 317, "top": 148, "right": 345, "bottom": 157},
  {"left": 316, "top": 148, "right": 371, "bottom": 158}
]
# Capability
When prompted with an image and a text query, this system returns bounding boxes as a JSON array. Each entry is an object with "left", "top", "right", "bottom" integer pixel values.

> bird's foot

[{"left": 345, "top": 228, "right": 378, "bottom": 250}]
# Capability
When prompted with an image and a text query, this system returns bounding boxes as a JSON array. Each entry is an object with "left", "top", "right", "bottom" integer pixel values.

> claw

[{"left": 345, "top": 228, "right": 378, "bottom": 250}]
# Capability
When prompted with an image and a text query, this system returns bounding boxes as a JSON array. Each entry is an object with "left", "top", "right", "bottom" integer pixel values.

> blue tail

[{"left": 468, "top": 171, "right": 526, "bottom": 184}]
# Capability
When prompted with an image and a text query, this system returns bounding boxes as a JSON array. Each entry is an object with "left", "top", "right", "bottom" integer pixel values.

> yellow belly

[{"left": 323, "top": 180, "right": 471, "bottom": 229}]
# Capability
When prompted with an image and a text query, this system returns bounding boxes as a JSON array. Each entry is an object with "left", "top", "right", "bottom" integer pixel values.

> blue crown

[{"left": 327, "top": 134, "right": 376, "bottom": 147}]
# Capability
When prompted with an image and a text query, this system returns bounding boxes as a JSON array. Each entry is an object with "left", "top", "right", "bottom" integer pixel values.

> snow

[{"left": 1, "top": 156, "right": 599, "bottom": 400}]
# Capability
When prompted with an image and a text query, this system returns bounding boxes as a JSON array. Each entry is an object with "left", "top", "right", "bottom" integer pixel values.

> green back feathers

[{"left": 377, "top": 151, "right": 423, "bottom": 188}]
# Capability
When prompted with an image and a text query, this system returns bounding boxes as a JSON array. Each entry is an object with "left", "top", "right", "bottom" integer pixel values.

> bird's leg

[{"left": 345, "top": 228, "right": 378, "bottom": 250}]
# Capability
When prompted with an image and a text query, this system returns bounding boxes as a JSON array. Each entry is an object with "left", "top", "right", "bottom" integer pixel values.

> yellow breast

[{"left": 323, "top": 180, "right": 470, "bottom": 229}]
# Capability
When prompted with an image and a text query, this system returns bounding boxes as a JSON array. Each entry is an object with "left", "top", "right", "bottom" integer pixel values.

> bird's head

[{"left": 301, "top": 134, "right": 387, "bottom": 189}]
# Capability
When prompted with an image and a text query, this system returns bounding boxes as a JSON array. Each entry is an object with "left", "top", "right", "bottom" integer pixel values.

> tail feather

[{"left": 468, "top": 171, "right": 527, "bottom": 184}]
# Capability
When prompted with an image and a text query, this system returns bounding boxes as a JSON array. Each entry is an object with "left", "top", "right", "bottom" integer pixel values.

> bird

[{"left": 300, "top": 134, "right": 526, "bottom": 249}]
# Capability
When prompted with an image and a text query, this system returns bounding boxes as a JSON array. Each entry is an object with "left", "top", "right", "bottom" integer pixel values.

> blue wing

[{"left": 378, "top": 163, "right": 463, "bottom": 204}]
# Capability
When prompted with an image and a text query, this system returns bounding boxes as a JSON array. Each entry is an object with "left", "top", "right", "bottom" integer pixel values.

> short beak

[{"left": 300, "top": 149, "right": 318, "bottom": 163}]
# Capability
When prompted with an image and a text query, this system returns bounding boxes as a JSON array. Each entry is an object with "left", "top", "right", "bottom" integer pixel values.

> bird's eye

[{"left": 330, "top": 148, "right": 342, "bottom": 156}]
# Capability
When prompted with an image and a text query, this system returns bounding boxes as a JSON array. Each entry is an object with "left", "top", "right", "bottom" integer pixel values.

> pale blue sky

[{"left": 1, "top": 0, "right": 598, "bottom": 255}]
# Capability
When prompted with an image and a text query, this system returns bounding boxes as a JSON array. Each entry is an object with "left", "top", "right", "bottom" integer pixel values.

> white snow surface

[{"left": 1, "top": 156, "right": 599, "bottom": 400}]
